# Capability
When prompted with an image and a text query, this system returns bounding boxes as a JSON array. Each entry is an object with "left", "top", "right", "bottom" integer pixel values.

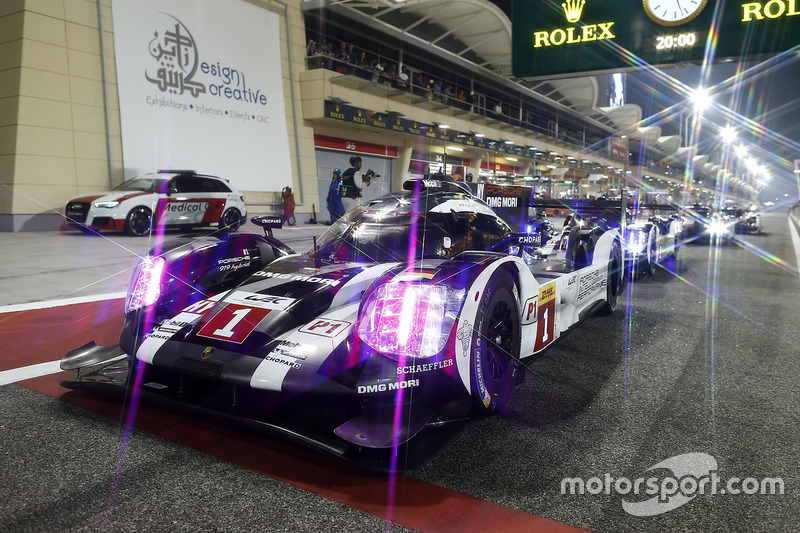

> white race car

[{"left": 64, "top": 170, "right": 247, "bottom": 236}]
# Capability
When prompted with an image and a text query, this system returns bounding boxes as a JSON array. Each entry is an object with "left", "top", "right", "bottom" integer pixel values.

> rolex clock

[{"left": 643, "top": 0, "right": 708, "bottom": 26}]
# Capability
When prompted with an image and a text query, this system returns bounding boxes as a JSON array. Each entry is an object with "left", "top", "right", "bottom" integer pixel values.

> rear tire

[
  {"left": 220, "top": 208, "right": 241, "bottom": 232},
  {"left": 471, "top": 271, "right": 521, "bottom": 414},
  {"left": 124, "top": 207, "right": 152, "bottom": 236}
]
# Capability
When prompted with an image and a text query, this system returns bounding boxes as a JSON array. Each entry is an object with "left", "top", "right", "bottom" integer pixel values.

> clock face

[{"left": 643, "top": 0, "right": 708, "bottom": 26}]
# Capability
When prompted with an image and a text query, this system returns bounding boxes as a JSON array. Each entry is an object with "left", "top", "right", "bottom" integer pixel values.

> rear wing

[{"left": 530, "top": 197, "right": 628, "bottom": 227}]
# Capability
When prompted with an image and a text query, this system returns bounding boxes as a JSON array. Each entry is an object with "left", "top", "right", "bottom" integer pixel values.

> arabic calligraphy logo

[
  {"left": 145, "top": 14, "right": 206, "bottom": 97},
  {"left": 561, "top": 0, "right": 585, "bottom": 23}
]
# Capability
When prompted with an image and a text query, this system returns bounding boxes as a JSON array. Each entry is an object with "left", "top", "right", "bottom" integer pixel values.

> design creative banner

[{"left": 112, "top": 0, "right": 291, "bottom": 191}]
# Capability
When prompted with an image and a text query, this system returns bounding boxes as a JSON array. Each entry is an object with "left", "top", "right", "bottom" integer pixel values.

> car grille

[
  {"left": 173, "top": 357, "right": 223, "bottom": 380},
  {"left": 65, "top": 202, "right": 90, "bottom": 223}
]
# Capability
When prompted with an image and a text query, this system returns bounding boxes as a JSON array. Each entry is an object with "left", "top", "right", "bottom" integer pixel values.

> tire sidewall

[
  {"left": 471, "top": 271, "right": 520, "bottom": 413},
  {"left": 124, "top": 207, "right": 152, "bottom": 236},
  {"left": 220, "top": 208, "right": 241, "bottom": 232}
]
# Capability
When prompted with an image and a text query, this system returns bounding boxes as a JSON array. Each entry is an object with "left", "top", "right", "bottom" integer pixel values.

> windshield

[
  {"left": 113, "top": 177, "right": 169, "bottom": 192},
  {"left": 307, "top": 208, "right": 508, "bottom": 264}
]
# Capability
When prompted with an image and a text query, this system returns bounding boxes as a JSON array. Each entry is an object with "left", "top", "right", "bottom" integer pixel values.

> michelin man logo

[{"left": 145, "top": 14, "right": 206, "bottom": 97}]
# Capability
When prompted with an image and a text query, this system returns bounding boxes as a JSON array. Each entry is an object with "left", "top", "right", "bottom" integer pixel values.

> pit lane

[{"left": 1, "top": 213, "right": 798, "bottom": 532}]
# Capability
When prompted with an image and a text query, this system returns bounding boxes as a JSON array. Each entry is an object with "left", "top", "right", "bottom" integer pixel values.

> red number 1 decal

[
  {"left": 534, "top": 283, "right": 556, "bottom": 352},
  {"left": 197, "top": 304, "right": 271, "bottom": 343}
]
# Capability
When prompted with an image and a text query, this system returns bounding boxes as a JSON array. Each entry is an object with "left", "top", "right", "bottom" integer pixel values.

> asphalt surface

[{"left": 1, "top": 212, "right": 798, "bottom": 532}]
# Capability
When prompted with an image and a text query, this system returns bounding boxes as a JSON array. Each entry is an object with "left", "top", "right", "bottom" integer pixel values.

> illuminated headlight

[
  {"left": 707, "top": 220, "right": 729, "bottom": 236},
  {"left": 125, "top": 256, "right": 166, "bottom": 313},
  {"left": 626, "top": 230, "right": 647, "bottom": 255},
  {"left": 93, "top": 201, "right": 120, "bottom": 208},
  {"left": 357, "top": 282, "right": 465, "bottom": 358}
]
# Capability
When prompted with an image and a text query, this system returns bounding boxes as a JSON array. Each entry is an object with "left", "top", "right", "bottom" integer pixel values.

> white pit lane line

[
  {"left": 0, "top": 292, "right": 126, "bottom": 385},
  {"left": 0, "top": 361, "right": 64, "bottom": 386},
  {"left": 790, "top": 217, "right": 800, "bottom": 279}
]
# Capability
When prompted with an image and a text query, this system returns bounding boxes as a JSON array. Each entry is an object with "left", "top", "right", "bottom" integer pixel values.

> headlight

[
  {"left": 125, "top": 256, "right": 166, "bottom": 313},
  {"left": 93, "top": 201, "right": 120, "bottom": 208},
  {"left": 357, "top": 282, "right": 465, "bottom": 358},
  {"left": 707, "top": 220, "right": 729, "bottom": 236},
  {"left": 627, "top": 230, "right": 647, "bottom": 254}
]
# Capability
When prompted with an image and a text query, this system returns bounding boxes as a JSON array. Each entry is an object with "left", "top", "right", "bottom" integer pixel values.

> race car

[
  {"left": 725, "top": 206, "right": 761, "bottom": 234},
  {"left": 624, "top": 205, "right": 682, "bottom": 279},
  {"left": 682, "top": 204, "right": 735, "bottom": 243},
  {"left": 60, "top": 178, "right": 625, "bottom": 470},
  {"left": 63, "top": 170, "right": 247, "bottom": 236}
]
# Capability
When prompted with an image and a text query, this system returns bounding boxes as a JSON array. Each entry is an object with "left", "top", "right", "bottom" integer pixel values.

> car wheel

[
  {"left": 219, "top": 208, "right": 241, "bottom": 232},
  {"left": 286, "top": 214, "right": 296, "bottom": 226},
  {"left": 471, "top": 271, "right": 521, "bottom": 414},
  {"left": 600, "top": 241, "right": 623, "bottom": 315},
  {"left": 124, "top": 207, "right": 152, "bottom": 236}
]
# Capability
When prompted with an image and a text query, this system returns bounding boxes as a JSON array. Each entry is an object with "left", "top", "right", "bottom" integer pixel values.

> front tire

[
  {"left": 124, "top": 207, "right": 152, "bottom": 236},
  {"left": 219, "top": 208, "right": 241, "bottom": 232},
  {"left": 600, "top": 241, "right": 623, "bottom": 315},
  {"left": 471, "top": 271, "right": 521, "bottom": 414}
]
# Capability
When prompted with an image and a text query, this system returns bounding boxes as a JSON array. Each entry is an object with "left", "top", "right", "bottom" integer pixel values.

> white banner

[{"left": 112, "top": 0, "right": 291, "bottom": 192}]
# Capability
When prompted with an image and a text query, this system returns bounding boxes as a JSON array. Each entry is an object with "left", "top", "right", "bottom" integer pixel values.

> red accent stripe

[
  {"left": 69, "top": 195, "right": 104, "bottom": 203},
  {"left": 114, "top": 191, "right": 151, "bottom": 203},
  {"left": 4, "top": 303, "right": 587, "bottom": 533}
]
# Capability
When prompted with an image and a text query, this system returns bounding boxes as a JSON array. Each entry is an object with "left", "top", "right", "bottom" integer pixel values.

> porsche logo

[{"left": 201, "top": 346, "right": 215, "bottom": 360}]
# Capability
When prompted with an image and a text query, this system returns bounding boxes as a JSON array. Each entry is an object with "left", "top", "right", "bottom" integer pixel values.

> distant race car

[
  {"left": 683, "top": 204, "right": 734, "bottom": 243},
  {"left": 60, "top": 178, "right": 626, "bottom": 470},
  {"left": 63, "top": 170, "right": 247, "bottom": 236},
  {"left": 624, "top": 205, "right": 682, "bottom": 278},
  {"left": 725, "top": 206, "right": 761, "bottom": 234}
]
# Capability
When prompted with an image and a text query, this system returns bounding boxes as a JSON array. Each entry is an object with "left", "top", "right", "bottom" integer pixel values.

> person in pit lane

[
  {"left": 340, "top": 155, "right": 375, "bottom": 212},
  {"left": 326, "top": 168, "right": 345, "bottom": 223}
]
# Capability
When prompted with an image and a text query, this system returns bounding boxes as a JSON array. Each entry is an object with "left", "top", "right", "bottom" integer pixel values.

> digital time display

[{"left": 655, "top": 32, "right": 698, "bottom": 50}]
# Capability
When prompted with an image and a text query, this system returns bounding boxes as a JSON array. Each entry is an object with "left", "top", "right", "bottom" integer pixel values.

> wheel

[
  {"left": 599, "top": 241, "right": 623, "bottom": 315},
  {"left": 471, "top": 271, "right": 521, "bottom": 414},
  {"left": 633, "top": 230, "right": 656, "bottom": 280},
  {"left": 645, "top": 229, "right": 657, "bottom": 276},
  {"left": 219, "top": 208, "right": 241, "bottom": 232},
  {"left": 123, "top": 207, "right": 152, "bottom": 236},
  {"left": 286, "top": 214, "right": 296, "bottom": 226}
]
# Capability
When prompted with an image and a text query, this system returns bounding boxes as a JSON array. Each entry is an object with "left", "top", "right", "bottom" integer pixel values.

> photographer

[{"left": 340, "top": 155, "right": 377, "bottom": 212}]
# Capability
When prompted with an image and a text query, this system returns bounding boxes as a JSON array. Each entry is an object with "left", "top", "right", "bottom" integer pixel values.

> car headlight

[
  {"left": 125, "top": 256, "right": 166, "bottom": 313},
  {"left": 93, "top": 201, "right": 120, "bottom": 208},
  {"left": 626, "top": 230, "right": 647, "bottom": 254},
  {"left": 357, "top": 282, "right": 465, "bottom": 358},
  {"left": 707, "top": 220, "right": 729, "bottom": 236}
]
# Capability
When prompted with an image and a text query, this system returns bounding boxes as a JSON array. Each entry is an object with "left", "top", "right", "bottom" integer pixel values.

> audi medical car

[{"left": 63, "top": 170, "right": 247, "bottom": 236}]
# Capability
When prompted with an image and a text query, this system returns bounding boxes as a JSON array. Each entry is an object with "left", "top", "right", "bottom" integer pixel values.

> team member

[
  {"left": 340, "top": 155, "right": 373, "bottom": 212},
  {"left": 326, "top": 169, "right": 345, "bottom": 223}
]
